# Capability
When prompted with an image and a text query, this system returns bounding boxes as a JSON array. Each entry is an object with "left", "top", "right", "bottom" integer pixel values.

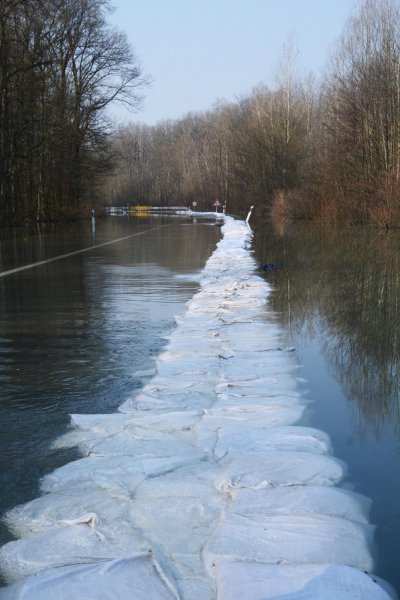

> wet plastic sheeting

[
  {"left": 204, "top": 512, "right": 374, "bottom": 572},
  {"left": 0, "top": 554, "right": 179, "bottom": 600},
  {"left": 214, "top": 563, "right": 396, "bottom": 600},
  {"left": 0, "top": 216, "right": 395, "bottom": 599},
  {"left": 229, "top": 486, "right": 372, "bottom": 523}
]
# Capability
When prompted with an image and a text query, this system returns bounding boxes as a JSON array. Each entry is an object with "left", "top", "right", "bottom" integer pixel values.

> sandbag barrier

[{"left": 0, "top": 216, "right": 396, "bottom": 599}]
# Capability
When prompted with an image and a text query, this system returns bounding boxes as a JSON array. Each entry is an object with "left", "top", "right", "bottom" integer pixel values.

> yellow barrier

[{"left": 129, "top": 205, "right": 152, "bottom": 211}]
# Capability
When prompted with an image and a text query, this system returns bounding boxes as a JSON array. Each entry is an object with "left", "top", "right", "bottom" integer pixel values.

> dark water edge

[
  {"left": 0, "top": 215, "right": 221, "bottom": 556},
  {"left": 253, "top": 220, "right": 400, "bottom": 595}
]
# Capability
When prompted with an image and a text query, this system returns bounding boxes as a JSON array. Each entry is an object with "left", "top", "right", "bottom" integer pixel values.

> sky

[{"left": 108, "top": 0, "right": 357, "bottom": 125}]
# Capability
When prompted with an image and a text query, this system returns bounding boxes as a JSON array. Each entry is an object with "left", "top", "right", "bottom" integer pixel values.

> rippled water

[{"left": 0, "top": 215, "right": 220, "bottom": 546}]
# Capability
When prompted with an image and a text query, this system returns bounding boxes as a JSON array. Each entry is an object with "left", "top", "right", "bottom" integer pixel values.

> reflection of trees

[{"left": 254, "top": 221, "right": 400, "bottom": 432}]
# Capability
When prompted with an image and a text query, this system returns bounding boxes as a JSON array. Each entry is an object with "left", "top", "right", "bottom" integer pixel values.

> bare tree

[{"left": 0, "top": 0, "right": 146, "bottom": 224}]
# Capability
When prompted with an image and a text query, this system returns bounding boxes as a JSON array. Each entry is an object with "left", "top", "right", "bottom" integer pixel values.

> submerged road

[
  {"left": 0, "top": 224, "right": 170, "bottom": 279},
  {"left": 0, "top": 217, "right": 396, "bottom": 599}
]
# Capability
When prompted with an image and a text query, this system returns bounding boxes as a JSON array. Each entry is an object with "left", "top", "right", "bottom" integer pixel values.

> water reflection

[
  {"left": 254, "top": 220, "right": 400, "bottom": 593},
  {"left": 254, "top": 222, "right": 400, "bottom": 434},
  {"left": 0, "top": 216, "right": 220, "bottom": 546}
]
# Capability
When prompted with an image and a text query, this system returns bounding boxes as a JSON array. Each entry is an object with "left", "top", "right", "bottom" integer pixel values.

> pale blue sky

[{"left": 109, "top": 0, "right": 357, "bottom": 125}]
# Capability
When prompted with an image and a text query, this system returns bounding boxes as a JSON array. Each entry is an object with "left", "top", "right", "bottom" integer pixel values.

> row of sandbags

[{"left": 0, "top": 217, "right": 396, "bottom": 599}]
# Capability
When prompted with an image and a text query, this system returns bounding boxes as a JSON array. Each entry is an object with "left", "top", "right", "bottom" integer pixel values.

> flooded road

[
  {"left": 0, "top": 214, "right": 399, "bottom": 595},
  {"left": 0, "top": 215, "right": 220, "bottom": 545}
]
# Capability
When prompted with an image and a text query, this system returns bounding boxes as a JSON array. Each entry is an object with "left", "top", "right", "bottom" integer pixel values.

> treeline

[
  {"left": 0, "top": 0, "right": 143, "bottom": 225},
  {"left": 104, "top": 59, "right": 314, "bottom": 217},
  {"left": 106, "top": 0, "right": 400, "bottom": 227}
]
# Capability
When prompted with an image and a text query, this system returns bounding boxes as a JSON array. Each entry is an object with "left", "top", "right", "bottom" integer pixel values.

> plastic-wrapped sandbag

[
  {"left": 120, "top": 389, "right": 215, "bottom": 412},
  {"left": 204, "top": 512, "right": 374, "bottom": 572},
  {"left": 228, "top": 485, "right": 371, "bottom": 523},
  {"left": 40, "top": 452, "right": 196, "bottom": 494},
  {"left": 0, "top": 553, "right": 178, "bottom": 600},
  {"left": 194, "top": 419, "right": 332, "bottom": 460},
  {"left": 215, "top": 394, "right": 307, "bottom": 412},
  {"left": 0, "top": 522, "right": 147, "bottom": 583},
  {"left": 63, "top": 427, "right": 197, "bottom": 460},
  {"left": 3, "top": 482, "right": 136, "bottom": 538},
  {"left": 215, "top": 451, "right": 346, "bottom": 493},
  {"left": 203, "top": 403, "right": 306, "bottom": 428},
  {"left": 66, "top": 410, "right": 202, "bottom": 443},
  {"left": 216, "top": 375, "right": 300, "bottom": 396},
  {"left": 5, "top": 453, "right": 200, "bottom": 538},
  {"left": 213, "top": 562, "right": 396, "bottom": 600}
]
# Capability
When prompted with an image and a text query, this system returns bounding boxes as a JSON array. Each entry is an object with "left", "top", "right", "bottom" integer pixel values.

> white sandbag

[
  {"left": 120, "top": 389, "right": 215, "bottom": 412},
  {"left": 0, "top": 553, "right": 178, "bottom": 600},
  {"left": 72, "top": 409, "right": 202, "bottom": 435},
  {"left": 173, "top": 314, "right": 218, "bottom": 330},
  {"left": 130, "top": 494, "right": 223, "bottom": 555},
  {"left": 134, "top": 461, "right": 219, "bottom": 500},
  {"left": 194, "top": 417, "right": 332, "bottom": 459},
  {"left": 167, "top": 554, "right": 215, "bottom": 600},
  {"left": 54, "top": 409, "right": 204, "bottom": 451},
  {"left": 215, "top": 393, "right": 307, "bottom": 410},
  {"left": 0, "top": 522, "right": 146, "bottom": 583},
  {"left": 221, "top": 348, "right": 296, "bottom": 363},
  {"left": 216, "top": 375, "right": 299, "bottom": 394},
  {"left": 213, "top": 562, "right": 395, "bottom": 600},
  {"left": 4, "top": 482, "right": 135, "bottom": 537},
  {"left": 163, "top": 338, "right": 220, "bottom": 356},
  {"left": 129, "top": 376, "right": 216, "bottom": 403},
  {"left": 227, "top": 485, "right": 372, "bottom": 523},
  {"left": 2, "top": 452, "right": 197, "bottom": 539},
  {"left": 221, "top": 360, "right": 299, "bottom": 381},
  {"left": 203, "top": 512, "right": 374, "bottom": 573},
  {"left": 155, "top": 359, "right": 219, "bottom": 379},
  {"left": 215, "top": 451, "right": 346, "bottom": 493},
  {"left": 219, "top": 321, "right": 283, "bottom": 344},
  {"left": 205, "top": 403, "right": 305, "bottom": 427},
  {"left": 40, "top": 453, "right": 197, "bottom": 495},
  {"left": 70, "top": 412, "right": 134, "bottom": 432},
  {"left": 81, "top": 428, "right": 200, "bottom": 460},
  {"left": 52, "top": 413, "right": 137, "bottom": 450}
]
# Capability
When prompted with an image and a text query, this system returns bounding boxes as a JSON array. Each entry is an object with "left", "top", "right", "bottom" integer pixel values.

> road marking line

[{"left": 0, "top": 224, "right": 170, "bottom": 278}]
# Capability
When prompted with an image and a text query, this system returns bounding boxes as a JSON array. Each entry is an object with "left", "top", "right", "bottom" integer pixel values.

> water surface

[
  {"left": 254, "top": 221, "right": 400, "bottom": 595},
  {"left": 0, "top": 215, "right": 220, "bottom": 549}
]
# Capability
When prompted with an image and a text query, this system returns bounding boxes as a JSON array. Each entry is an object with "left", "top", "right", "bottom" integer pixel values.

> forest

[
  {"left": 105, "top": 0, "right": 400, "bottom": 227},
  {"left": 0, "top": 0, "right": 144, "bottom": 225},
  {"left": 2, "top": 0, "right": 400, "bottom": 226}
]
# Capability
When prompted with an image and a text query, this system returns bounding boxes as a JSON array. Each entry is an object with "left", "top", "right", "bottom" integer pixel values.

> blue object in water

[{"left": 261, "top": 262, "right": 283, "bottom": 272}]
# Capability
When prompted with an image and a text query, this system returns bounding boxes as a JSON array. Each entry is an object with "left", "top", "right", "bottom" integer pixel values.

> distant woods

[
  {"left": 106, "top": 0, "right": 400, "bottom": 227},
  {"left": 0, "top": 0, "right": 144, "bottom": 225},
  {"left": 3, "top": 0, "right": 400, "bottom": 227}
]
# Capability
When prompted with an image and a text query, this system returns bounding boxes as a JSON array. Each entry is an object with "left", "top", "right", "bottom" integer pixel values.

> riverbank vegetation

[
  {"left": 0, "top": 0, "right": 145, "bottom": 225},
  {"left": 105, "top": 0, "right": 400, "bottom": 227}
]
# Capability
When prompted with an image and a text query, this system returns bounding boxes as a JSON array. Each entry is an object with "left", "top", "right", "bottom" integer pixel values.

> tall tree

[
  {"left": 322, "top": 0, "right": 400, "bottom": 223},
  {"left": 0, "top": 0, "right": 145, "bottom": 224}
]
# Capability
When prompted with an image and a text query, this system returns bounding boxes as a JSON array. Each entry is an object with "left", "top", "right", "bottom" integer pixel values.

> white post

[{"left": 246, "top": 206, "right": 254, "bottom": 224}]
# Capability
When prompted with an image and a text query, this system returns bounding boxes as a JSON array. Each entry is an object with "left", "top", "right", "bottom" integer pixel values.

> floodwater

[
  {"left": 253, "top": 221, "right": 400, "bottom": 595},
  {"left": 0, "top": 215, "right": 220, "bottom": 551},
  {"left": 0, "top": 214, "right": 399, "bottom": 595}
]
